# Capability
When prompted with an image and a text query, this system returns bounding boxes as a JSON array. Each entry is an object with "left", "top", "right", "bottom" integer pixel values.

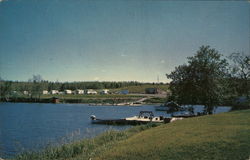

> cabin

[
  {"left": 51, "top": 90, "right": 59, "bottom": 94},
  {"left": 76, "top": 89, "right": 84, "bottom": 94},
  {"left": 85, "top": 89, "right": 97, "bottom": 95},
  {"left": 119, "top": 90, "right": 129, "bottom": 95},
  {"left": 100, "top": 89, "right": 109, "bottom": 94},
  {"left": 64, "top": 89, "right": 72, "bottom": 94},
  {"left": 145, "top": 88, "right": 160, "bottom": 94},
  {"left": 42, "top": 90, "right": 48, "bottom": 94}
]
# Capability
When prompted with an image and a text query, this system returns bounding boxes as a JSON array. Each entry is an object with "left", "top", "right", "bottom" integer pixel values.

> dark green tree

[
  {"left": 166, "top": 46, "right": 228, "bottom": 114},
  {"left": 228, "top": 52, "right": 250, "bottom": 98},
  {"left": 0, "top": 81, "right": 13, "bottom": 101},
  {"left": 30, "top": 75, "right": 43, "bottom": 100}
]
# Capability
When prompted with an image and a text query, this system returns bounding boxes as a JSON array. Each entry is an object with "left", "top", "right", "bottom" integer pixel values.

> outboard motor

[{"left": 90, "top": 115, "right": 96, "bottom": 120}]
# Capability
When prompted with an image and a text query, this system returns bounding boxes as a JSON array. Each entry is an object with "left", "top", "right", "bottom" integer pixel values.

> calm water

[{"left": 0, "top": 103, "right": 231, "bottom": 158}]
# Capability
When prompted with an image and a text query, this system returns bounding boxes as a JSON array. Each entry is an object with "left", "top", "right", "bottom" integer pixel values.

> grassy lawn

[
  {"left": 143, "top": 97, "right": 166, "bottom": 104},
  {"left": 13, "top": 110, "right": 250, "bottom": 160},
  {"left": 95, "top": 110, "right": 250, "bottom": 160},
  {"left": 111, "top": 84, "right": 169, "bottom": 94}
]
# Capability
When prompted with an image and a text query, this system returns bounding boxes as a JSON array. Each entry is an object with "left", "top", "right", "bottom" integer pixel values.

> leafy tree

[
  {"left": 0, "top": 81, "right": 12, "bottom": 101},
  {"left": 228, "top": 52, "right": 250, "bottom": 97},
  {"left": 166, "top": 46, "right": 228, "bottom": 114},
  {"left": 30, "top": 74, "right": 43, "bottom": 100}
]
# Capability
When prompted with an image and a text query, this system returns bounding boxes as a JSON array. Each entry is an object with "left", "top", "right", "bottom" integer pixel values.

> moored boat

[
  {"left": 171, "top": 111, "right": 196, "bottom": 118},
  {"left": 90, "top": 111, "right": 171, "bottom": 125},
  {"left": 155, "top": 101, "right": 180, "bottom": 111}
]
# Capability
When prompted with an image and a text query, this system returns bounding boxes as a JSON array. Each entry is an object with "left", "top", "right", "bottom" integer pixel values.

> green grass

[
  {"left": 40, "top": 94, "right": 144, "bottom": 104},
  {"left": 95, "top": 110, "right": 250, "bottom": 160},
  {"left": 143, "top": 97, "right": 166, "bottom": 104},
  {"left": 13, "top": 110, "right": 250, "bottom": 160},
  {"left": 13, "top": 124, "right": 160, "bottom": 160},
  {"left": 9, "top": 94, "right": 145, "bottom": 104}
]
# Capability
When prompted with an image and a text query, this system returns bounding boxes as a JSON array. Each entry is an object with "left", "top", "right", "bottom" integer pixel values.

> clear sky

[{"left": 0, "top": 0, "right": 249, "bottom": 82}]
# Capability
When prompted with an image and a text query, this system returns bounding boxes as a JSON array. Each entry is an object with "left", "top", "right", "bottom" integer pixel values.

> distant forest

[{"left": 0, "top": 79, "right": 165, "bottom": 96}]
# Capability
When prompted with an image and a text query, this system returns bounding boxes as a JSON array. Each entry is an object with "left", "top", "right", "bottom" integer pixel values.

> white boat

[
  {"left": 90, "top": 111, "right": 171, "bottom": 125},
  {"left": 125, "top": 111, "right": 166, "bottom": 123}
]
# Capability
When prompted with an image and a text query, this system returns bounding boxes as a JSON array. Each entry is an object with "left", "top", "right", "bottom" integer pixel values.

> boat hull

[
  {"left": 171, "top": 115, "right": 196, "bottom": 118},
  {"left": 91, "top": 118, "right": 170, "bottom": 125}
]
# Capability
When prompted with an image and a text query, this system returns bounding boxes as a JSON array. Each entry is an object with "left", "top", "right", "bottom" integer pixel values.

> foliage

[
  {"left": 143, "top": 97, "right": 166, "bottom": 104},
  {"left": 0, "top": 81, "right": 159, "bottom": 93},
  {"left": 0, "top": 81, "right": 13, "bottom": 100},
  {"left": 13, "top": 124, "right": 160, "bottom": 160},
  {"left": 231, "top": 101, "right": 250, "bottom": 110},
  {"left": 166, "top": 46, "right": 228, "bottom": 114},
  {"left": 228, "top": 52, "right": 250, "bottom": 97},
  {"left": 31, "top": 75, "right": 43, "bottom": 100}
]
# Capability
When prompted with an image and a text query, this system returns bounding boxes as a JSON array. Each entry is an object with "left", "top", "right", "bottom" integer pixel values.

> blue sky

[{"left": 0, "top": 0, "right": 249, "bottom": 82}]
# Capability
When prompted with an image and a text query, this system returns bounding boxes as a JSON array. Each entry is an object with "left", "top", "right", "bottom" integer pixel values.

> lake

[{"left": 0, "top": 103, "right": 231, "bottom": 158}]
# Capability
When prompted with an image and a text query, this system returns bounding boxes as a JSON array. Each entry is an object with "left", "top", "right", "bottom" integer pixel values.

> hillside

[
  {"left": 3, "top": 84, "right": 168, "bottom": 104},
  {"left": 94, "top": 110, "right": 250, "bottom": 160}
]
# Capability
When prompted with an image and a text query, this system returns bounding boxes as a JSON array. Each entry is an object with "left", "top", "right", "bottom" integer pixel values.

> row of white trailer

[{"left": 22, "top": 89, "right": 109, "bottom": 95}]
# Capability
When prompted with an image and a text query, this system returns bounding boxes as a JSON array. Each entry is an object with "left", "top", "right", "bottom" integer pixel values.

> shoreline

[
  {"left": 0, "top": 99, "right": 162, "bottom": 106},
  {"left": 7, "top": 123, "right": 161, "bottom": 160},
  {"left": 0, "top": 101, "right": 161, "bottom": 107},
  {"left": 0, "top": 96, "right": 165, "bottom": 106},
  {"left": 9, "top": 110, "right": 250, "bottom": 160}
]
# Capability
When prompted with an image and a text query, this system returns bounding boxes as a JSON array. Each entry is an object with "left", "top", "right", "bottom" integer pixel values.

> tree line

[
  {"left": 0, "top": 79, "right": 161, "bottom": 100},
  {"left": 166, "top": 45, "right": 249, "bottom": 114}
]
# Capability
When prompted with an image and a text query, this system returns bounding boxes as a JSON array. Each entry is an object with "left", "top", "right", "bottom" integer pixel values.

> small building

[
  {"left": 145, "top": 88, "right": 159, "bottom": 94},
  {"left": 42, "top": 90, "right": 48, "bottom": 94},
  {"left": 51, "top": 97, "right": 59, "bottom": 103},
  {"left": 76, "top": 89, "right": 84, "bottom": 94},
  {"left": 100, "top": 89, "right": 109, "bottom": 94},
  {"left": 51, "top": 90, "right": 59, "bottom": 94},
  {"left": 58, "top": 91, "right": 64, "bottom": 95},
  {"left": 23, "top": 91, "right": 29, "bottom": 95},
  {"left": 64, "top": 89, "right": 72, "bottom": 94},
  {"left": 119, "top": 90, "right": 129, "bottom": 95},
  {"left": 85, "top": 89, "right": 97, "bottom": 95}
]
